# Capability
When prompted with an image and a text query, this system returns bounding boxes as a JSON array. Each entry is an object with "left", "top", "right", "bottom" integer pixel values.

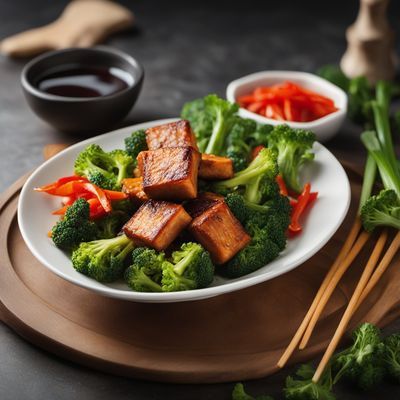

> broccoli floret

[
  {"left": 267, "top": 125, "right": 315, "bottom": 194},
  {"left": 317, "top": 65, "right": 350, "bottom": 92},
  {"left": 317, "top": 66, "right": 373, "bottom": 125},
  {"left": 72, "top": 234, "right": 134, "bottom": 282},
  {"left": 225, "top": 191, "right": 290, "bottom": 235},
  {"left": 124, "top": 247, "right": 165, "bottom": 292},
  {"left": 95, "top": 211, "right": 129, "bottom": 239},
  {"left": 124, "top": 265, "right": 163, "bottom": 292},
  {"left": 109, "top": 149, "right": 135, "bottom": 185},
  {"left": 182, "top": 95, "right": 238, "bottom": 155},
  {"left": 383, "top": 334, "right": 400, "bottom": 383},
  {"left": 74, "top": 144, "right": 134, "bottom": 190},
  {"left": 218, "top": 224, "right": 280, "bottom": 278},
  {"left": 181, "top": 97, "right": 215, "bottom": 152},
  {"left": 225, "top": 118, "right": 255, "bottom": 172},
  {"left": 213, "top": 148, "right": 278, "bottom": 204},
  {"left": 161, "top": 242, "right": 215, "bottom": 292},
  {"left": 347, "top": 77, "right": 374, "bottom": 125},
  {"left": 360, "top": 189, "right": 400, "bottom": 232},
  {"left": 232, "top": 383, "right": 274, "bottom": 400},
  {"left": 51, "top": 198, "right": 97, "bottom": 251},
  {"left": 124, "top": 245, "right": 214, "bottom": 292},
  {"left": 124, "top": 129, "right": 147, "bottom": 162},
  {"left": 284, "top": 363, "right": 335, "bottom": 400},
  {"left": 247, "top": 124, "right": 273, "bottom": 148},
  {"left": 332, "top": 323, "right": 384, "bottom": 390}
]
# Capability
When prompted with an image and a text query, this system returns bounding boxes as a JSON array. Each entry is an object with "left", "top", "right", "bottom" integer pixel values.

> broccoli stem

[
  {"left": 358, "top": 154, "right": 377, "bottom": 214},
  {"left": 173, "top": 248, "right": 197, "bottom": 276},
  {"left": 244, "top": 175, "right": 263, "bottom": 204},
  {"left": 205, "top": 109, "right": 225, "bottom": 154}
]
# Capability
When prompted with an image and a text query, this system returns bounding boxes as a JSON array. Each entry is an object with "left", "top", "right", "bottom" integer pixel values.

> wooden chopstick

[
  {"left": 355, "top": 230, "right": 400, "bottom": 309},
  {"left": 299, "top": 230, "right": 371, "bottom": 349},
  {"left": 276, "top": 217, "right": 362, "bottom": 368},
  {"left": 312, "top": 230, "right": 388, "bottom": 382}
]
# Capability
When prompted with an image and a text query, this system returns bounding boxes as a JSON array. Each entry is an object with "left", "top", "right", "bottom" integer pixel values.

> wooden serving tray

[{"left": 1, "top": 165, "right": 400, "bottom": 383}]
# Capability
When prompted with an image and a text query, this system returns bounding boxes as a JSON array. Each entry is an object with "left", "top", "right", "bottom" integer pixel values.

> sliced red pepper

[
  {"left": 81, "top": 182, "right": 112, "bottom": 212},
  {"left": 289, "top": 182, "right": 311, "bottom": 233},
  {"left": 275, "top": 175, "right": 288, "bottom": 196},
  {"left": 283, "top": 99, "right": 294, "bottom": 121},
  {"left": 103, "top": 189, "right": 128, "bottom": 200},
  {"left": 34, "top": 175, "right": 88, "bottom": 193}
]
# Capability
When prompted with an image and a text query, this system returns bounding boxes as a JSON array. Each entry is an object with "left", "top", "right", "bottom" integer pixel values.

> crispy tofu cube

[
  {"left": 199, "top": 154, "right": 234, "bottom": 180},
  {"left": 146, "top": 120, "right": 198, "bottom": 151},
  {"left": 184, "top": 193, "right": 224, "bottom": 218},
  {"left": 123, "top": 200, "right": 192, "bottom": 251},
  {"left": 189, "top": 201, "right": 251, "bottom": 264},
  {"left": 138, "top": 147, "right": 201, "bottom": 201},
  {"left": 121, "top": 177, "right": 148, "bottom": 204}
]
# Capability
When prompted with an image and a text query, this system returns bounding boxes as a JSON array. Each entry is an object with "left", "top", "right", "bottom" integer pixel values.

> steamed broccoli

[
  {"left": 317, "top": 66, "right": 373, "bottom": 124},
  {"left": 72, "top": 234, "right": 134, "bottom": 282},
  {"left": 383, "top": 334, "right": 400, "bottom": 383},
  {"left": 284, "top": 364, "right": 335, "bottom": 400},
  {"left": 181, "top": 97, "right": 213, "bottom": 152},
  {"left": 124, "top": 243, "right": 214, "bottom": 292},
  {"left": 124, "top": 129, "right": 147, "bottom": 162},
  {"left": 124, "top": 247, "right": 165, "bottom": 292},
  {"left": 332, "top": 323, "right": 385, "bottom": 390},
  {"left": 360, "top": 189, "right": 400, "bottom": 232},
  {"left": 267, "top": 125, "right": 315, "bottom": 193},
  {"left": 51, "top": 198, "right": 97, "bottom": 251},
  {"left": 317, "top": 65, "right": 349, "bottom": 92},
  {"left": 225, "top": 191, "right": 290, "bottom": 235},
  {"left": 218, "top": 224, "right": 280, "bottom": 278},
  {"left": 95, "top": 211, "right": 129, "bottom": 239},
  {"left": 232, "top": 383, "right": 274, "bottom": 400},
  {"left": 225, "top": 118, "right": 255, "bottom": 172},
  {"left": 247, "top": 124, "right": 273, "bottom": 148},
  {"left": 161, "top": 242, "right": 214, "bottom": 292},
  {"left": 74, "top": 144, "right": 134, "bottom": 190},
  {"left": 181, "top": 95, "right": 238, "bottom": 155},
  {"left": 213, "top": 148, "right": 278, "bottom": 204}
]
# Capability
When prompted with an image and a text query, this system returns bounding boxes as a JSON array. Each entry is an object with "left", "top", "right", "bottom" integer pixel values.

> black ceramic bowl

[{"left": 21, "top": 47, "right": 144, "bottom": 134}]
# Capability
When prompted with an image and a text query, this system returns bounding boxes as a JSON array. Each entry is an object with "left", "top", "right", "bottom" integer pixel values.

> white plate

[{"left": 18, "top": 119, "right": 351, "bottom": 303}]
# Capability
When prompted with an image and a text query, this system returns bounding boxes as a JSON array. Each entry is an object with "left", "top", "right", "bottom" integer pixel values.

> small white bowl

[{"left": 226, "top": 71, "right": 348, "bottom": 142}]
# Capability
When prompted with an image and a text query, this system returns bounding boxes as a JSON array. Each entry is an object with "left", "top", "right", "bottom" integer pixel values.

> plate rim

[{"left": 18, "top": 119, "right": 351, "bottom": 303}]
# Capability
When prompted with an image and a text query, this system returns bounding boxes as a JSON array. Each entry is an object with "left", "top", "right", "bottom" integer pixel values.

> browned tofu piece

[
  {"left": 123, "top": 200, "right": 192, "bottom": 251},
  {"left": 138, "top": 147, "right": 201, "bottom": 201},
  {"left": 121, "top": 177, "right": 148, "bottom": 204},
  {"left": 189, "top": 201, "right": 251, "bottom": 264},
  {"left": 199, "top": 154, "right": 234, "bottom": 180},
  {"left": 184, "top": 193, "right": 224, "bottom": 218},
  {"left": 146, "top": 120, "right": 198, "bottom": 151}
]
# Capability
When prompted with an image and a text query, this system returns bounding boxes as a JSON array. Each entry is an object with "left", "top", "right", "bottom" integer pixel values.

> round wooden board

[{"left": 1, "top": 166, "right": 400, "bottom": 383}]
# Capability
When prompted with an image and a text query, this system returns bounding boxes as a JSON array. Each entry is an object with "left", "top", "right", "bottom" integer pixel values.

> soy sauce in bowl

[{"left": 36, "top": 66, "right": 133, "bottom": 98}]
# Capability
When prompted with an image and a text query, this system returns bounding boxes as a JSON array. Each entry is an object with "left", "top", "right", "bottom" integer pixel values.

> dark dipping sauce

[{"left": 36, "top": 66, "right": 132, "bottom": 98}]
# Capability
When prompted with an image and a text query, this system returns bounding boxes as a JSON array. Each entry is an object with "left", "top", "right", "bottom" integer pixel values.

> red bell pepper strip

[
  {"left": 275, "top": 175, "right": 288, "bottom": 196},
  {"left": 34, "top": 175, "right": 88, "bottom": 193},
  {"left": 103, "top": 189, "right": 128, "bottom": 200},
  {"left": 289, "top": 182, "right": 311, "bottom": 233},
  {"left": 80, "top": 182, "right": 111, "bottom": 212}
]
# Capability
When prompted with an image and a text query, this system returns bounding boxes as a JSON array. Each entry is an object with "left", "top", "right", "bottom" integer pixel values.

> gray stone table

[{"left": 0, "top": 1, "right": 399, "bottom": 399}]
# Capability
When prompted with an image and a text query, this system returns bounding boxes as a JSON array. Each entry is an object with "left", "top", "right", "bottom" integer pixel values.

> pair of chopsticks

[{"left": 277, "top": 217, "right": 400, "bottom": 382}]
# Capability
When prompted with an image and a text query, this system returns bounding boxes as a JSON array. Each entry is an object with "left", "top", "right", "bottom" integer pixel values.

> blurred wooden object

[
  {"left": 0, "top": 0, "right": 134, "bottom": 58},
  {"left": 340, "top": 0, "right": 396, "bottom": 83}
]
